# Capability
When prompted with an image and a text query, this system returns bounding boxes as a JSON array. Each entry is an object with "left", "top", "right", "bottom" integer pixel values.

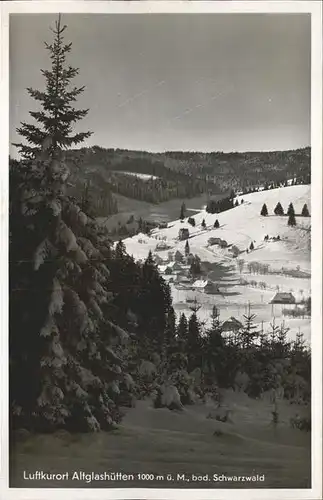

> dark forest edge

[
  {"left": 10, "top": 146, "right": 310, "bottom": 219},
  {"left": 9, "top": 15, "right": 311, "bottom": 435}
]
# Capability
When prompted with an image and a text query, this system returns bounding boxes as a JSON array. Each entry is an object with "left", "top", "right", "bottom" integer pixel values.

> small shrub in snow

[
  {"left": 154, "top": 384, "right": 183, "bottom": 410},
  {"left": 290, "top": 415, "right": 310, "bottom": 432}
]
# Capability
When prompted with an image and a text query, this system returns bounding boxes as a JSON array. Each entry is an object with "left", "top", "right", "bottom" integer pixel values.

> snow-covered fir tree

[
  {"left": 186, "top": 313, "right": 203, "bottom": 372},
  {"left": 10, "top": 15, "right": 131, "bottom": 432},
  {"left": 13, "top": 16, "right": 91, "bottom": 160}
]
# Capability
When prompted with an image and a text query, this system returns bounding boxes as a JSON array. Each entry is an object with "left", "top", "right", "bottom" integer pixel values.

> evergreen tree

[
  {"left": 190, "top": 256, "right": 202, "bottom": 276},
  {"left": 188, "top": 217, "right": 195, "bottom": 227},
  {"left": 260, "top": 203, "right": 268, "bottom": 216},
  {"left": 180, "top": 202, "right": 186, "bottom": 220},
  {"left": 287, "top": 203, "right": 295, "bottom": 217},
  {"left": 138, "top": 217, "right": 144, "bottom": 232},
  {"left": 274, "top": 202, "right": 284, "bottom": 216},
  {"left": 239, "top": 306, "right": 260, "bottom": 349},
  {"left": 201, "top": 218, "right": 206, "bottom": 229},
  {"left": 274, "top": 323, "right": 291, "bottom": 359},
  {"left": 185, "top": 240, "right": 190, "bottom": 257},
  {"left": 10, "top": 16, "right": 129, "bottom": 432},
  {"left": 13, "top": 15, "right": 92, "bottom": 159},
  {"left": 187, "top": 313, "right": 203, "bottom": 371},
  {"left": 80, "top": 181, "right": 96, "bottom": 218},
  {"left": 177, "top": 313, "right": 188, "bottom": 344},
  {"left": 213, "top": 219, "right": 220, "bottom": 229},
  {"left": 164, "top": 307, "right": 177, "bottom": 352},
  {"left": 301, "top": 203, "right": 310, "bottom": 217},
  {"left": 203, "top": 307, "right": 226, "bottom": 386},
  {"left": 235, "top": 200, "right": 239, "bottom": 207},
  {"left": 288, "top": 212, "right": 296, "bottom": 226},
  {"left": 249, "top": 241, "right": 254, "bottom": 251},
  {"left": 137, "top": 251, "right": 172, "bottom": 351}
]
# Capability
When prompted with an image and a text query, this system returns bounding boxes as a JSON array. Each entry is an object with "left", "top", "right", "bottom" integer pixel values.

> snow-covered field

[
  {"left": 11, "top": 391, "right": 311, "bottom": 488},
  {"left": 115, "top": 171, "right": 159, "bottom": 181},
  {"left": 122, "top": 185, "right": 311, "bottom": 342}
]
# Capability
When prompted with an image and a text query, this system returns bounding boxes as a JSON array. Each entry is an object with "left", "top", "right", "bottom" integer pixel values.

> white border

[{"left": 1, "top": 2, "right": 322, "bottom": 500}]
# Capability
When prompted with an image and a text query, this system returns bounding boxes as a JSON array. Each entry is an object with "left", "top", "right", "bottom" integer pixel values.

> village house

[
  {"left": 204, "top": 281, "right": 221, "bottom": 295},
  {"left": 190, "top": 279, "right": 221, "bottom": 294},
  {"left": 178, "top": 228, "right": 190, "bottom": 241},
  {"left": 222, "top": 317, "right": 243, "bottom": 332},
  {"left": 158, "top": 261, "right": 183, "bottom": 275},
  {"left": 192, "top": 279, "right": 208, "bottom": 291},
  {"left": 175, "top": 273, "right": 192, "bottom": 285},
  {"left": 158, "top": 264, "right": 171, "bottom": 275},
  {"left": 208, "top": 237, "right": 222, "bottom": 246},
  {"left": 270, "top": 292, "right": 296, "bottom": 304}
]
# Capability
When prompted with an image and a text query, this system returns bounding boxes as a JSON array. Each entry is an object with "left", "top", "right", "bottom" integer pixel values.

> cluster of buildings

[{"left": 153, "top": 250, "right": 222, "bottom": 296}]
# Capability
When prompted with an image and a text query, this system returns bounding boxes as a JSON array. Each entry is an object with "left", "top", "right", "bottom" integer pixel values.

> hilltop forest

[{"left": 61, "top": 145, "right": 310, "bottom": 216}]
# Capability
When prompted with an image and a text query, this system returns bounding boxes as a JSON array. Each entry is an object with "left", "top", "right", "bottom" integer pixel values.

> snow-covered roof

[
  {"left": 222, "top": 317, "right": 243, "bottom": 331},
  {"left": 192, "top": 280, "right": 208, "bottom": 288},
  {"left": 158, "top": 265, "right": 169, "bottom": 273},
  {"left": 271, "top": 292, "right": 296, "bottom": 304},
  {"left": 158, "top": 261, "right": 183, "bottom": 272}
]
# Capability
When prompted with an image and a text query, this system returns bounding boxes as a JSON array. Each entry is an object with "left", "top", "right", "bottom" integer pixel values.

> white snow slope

[
  {"left": 123, "top": 185, "right": 311, "bottom": 271},
  {"left": 121, "top": 185, "right": 311, "bottom": 342}
]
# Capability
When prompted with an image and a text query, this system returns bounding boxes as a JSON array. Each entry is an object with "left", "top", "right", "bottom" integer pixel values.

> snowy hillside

[
  {"left": 121, "top": 185, "right": 311, "bottom": 343},
  {"left": 123, "top": 184, "right": 311, "bottom": 271}
]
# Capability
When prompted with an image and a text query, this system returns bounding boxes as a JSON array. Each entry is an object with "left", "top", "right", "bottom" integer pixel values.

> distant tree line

[
  {"left": 206, "top": 191, "right": 235, "bottom": 214},
  {"left": 65, "top": 153, "right": 222, "bottom": 207},
  {"left": 260, "top": 202, "right": 310, "bottom": 227},
  {"left": 61, "top": 145, "right": 311, "bottom": 215}
]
